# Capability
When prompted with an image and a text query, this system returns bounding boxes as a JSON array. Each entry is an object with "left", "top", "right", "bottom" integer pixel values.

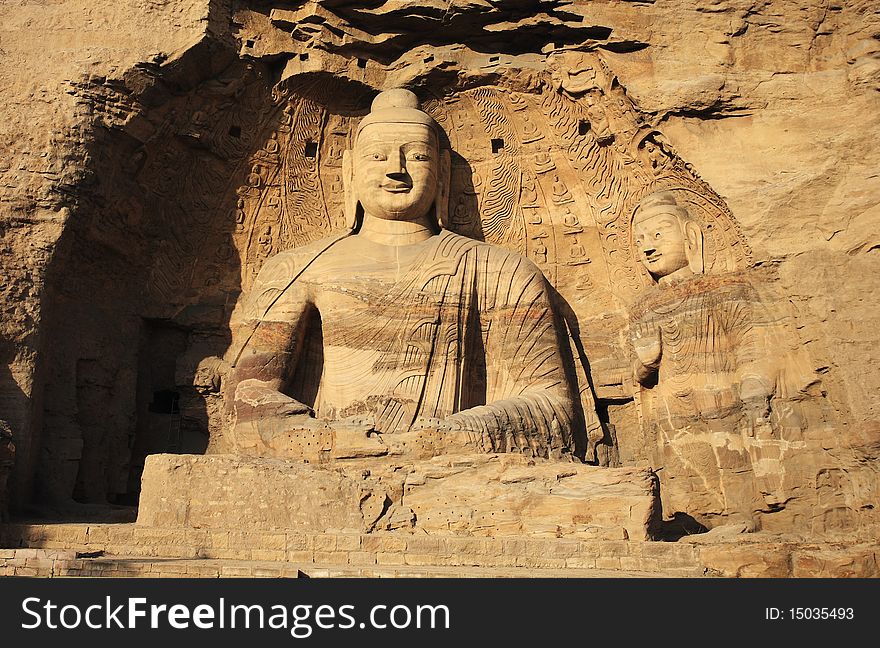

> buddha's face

[
  {"left": 633, "top": 209, "right": 689, "bottom": 278},
  {"left": 353, "top": 122, "right": 439, "bottom": 221}
]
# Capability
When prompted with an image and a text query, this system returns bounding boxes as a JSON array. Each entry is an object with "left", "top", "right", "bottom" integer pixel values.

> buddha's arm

[
  {"left": 448, "top": 252, "right": 575, "bottom": 457},
  {"left": 226, "top": 254, "right": 314, "bottom": 425}
]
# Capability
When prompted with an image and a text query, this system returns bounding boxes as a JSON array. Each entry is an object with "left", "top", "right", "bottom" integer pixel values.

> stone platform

[
  {"left": 1, "top": 522, "right": 878, "bottom": 578},
  {"left": 0, "top": 548, "right": 681, "bottom": 578},
  {"left": 137, "top": 453, "right": 661, "bottom": 541},
  {"left": 3, "top": 457, "right": 877, "bottom": 579}
]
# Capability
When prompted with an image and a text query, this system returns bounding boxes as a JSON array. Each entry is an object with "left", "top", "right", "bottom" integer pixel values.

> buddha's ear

[
  {"left": 342, "top": 149, "right": 358, "bottom": 231},
  {"left": 684, "top": 220, "right": 704, "bottom": 274},
  {"left": 435, "top": 149, "right": 451, "bottom": 229}
]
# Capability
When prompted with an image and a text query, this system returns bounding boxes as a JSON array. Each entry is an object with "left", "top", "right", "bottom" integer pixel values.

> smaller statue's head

[
  {"left": 343, "top": 88, "right": 450, "bottom": 228},
  {"left": 632, "top": 190, "right": 704, "bottom": 282}
]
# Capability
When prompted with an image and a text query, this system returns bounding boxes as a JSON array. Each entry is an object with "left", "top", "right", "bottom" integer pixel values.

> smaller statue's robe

[
  {"left": 630, "top": 273, "right": 782, "bottom": 524},
  {"left": 228, "top": 229, "right": 577, "bottom": 456},
  {"left": 631, "top": 274, "right": 778, "bottom": 428}
]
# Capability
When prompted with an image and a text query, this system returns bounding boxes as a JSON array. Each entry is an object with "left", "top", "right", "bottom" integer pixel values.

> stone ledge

[
  {"left": 1, "top": 522, "right": 701, "bottom": 574},
  {"left": 3, "top": 522, "right": 877, "bottom": 577},
  {"left": 0, "top": 553, "right": 681, "bottom": 579}
]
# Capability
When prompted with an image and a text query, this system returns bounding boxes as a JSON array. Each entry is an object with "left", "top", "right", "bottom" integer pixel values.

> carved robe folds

[{"left": 228, "top": 230, "right": 576, "bottom": 459}]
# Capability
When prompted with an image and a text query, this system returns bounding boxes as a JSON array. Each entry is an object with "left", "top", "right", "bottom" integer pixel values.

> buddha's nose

[{"left": 386, "top": 149, "right": 406, "bottom": 176}]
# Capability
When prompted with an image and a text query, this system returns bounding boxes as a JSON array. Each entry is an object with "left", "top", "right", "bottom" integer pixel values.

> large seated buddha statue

[{"left": 224, "top": 89, "right": 581, "bottom": 462}]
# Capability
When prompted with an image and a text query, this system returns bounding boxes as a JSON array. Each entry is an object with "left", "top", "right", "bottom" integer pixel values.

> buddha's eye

[
  {"left": 370, "top": 152, "right": 386, "bottom": 161},
  {"left": 654, "top": 232, "right": 661, "bottom": 239},
  {"left": 409, "top": 152, "right": 430, "bottom": 162}
]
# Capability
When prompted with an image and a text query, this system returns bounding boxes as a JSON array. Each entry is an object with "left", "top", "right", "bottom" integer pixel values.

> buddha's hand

[
  {"left": 632, "top": 322, "right": 662, "bottom": 368},
  {"left": 444, "top": 408, "right": 564, "bottom": 457},
  {"left": 233, "top": 379, "right": 313, "bottom": 424}
]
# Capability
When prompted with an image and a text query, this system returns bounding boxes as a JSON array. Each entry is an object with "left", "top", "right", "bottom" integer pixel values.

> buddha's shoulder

[
  {"left": 254, "top": 232, "right": 350, "bottom": 284},
  {"left": 437, "top": 230, "right": 524, "bottom": 260},
  {"left": 689, "top": 272, "right": 762, "bottom": 302},
  {"left": 439, "top": 230, "right": 546, "bottom": 277}
]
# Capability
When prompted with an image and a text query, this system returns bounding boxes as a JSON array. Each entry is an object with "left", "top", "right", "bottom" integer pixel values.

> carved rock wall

[
  {"left": 0, "top": 0, "right": 877, "bottom": 540},
  {"left": 0, "top": 0, "right": 224, "bottom": 506}
]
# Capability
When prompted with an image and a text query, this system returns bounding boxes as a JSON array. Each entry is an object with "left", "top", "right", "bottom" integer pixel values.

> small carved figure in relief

[
  {"left": 328, "top": 174, "right": 343, "bottom": 194},
  {"left": 264, "top": 131, "right": 280, "bottom": 154},
  {"left": 258, "top": 226, "right": 272, "bottom": 257},
  {"left": 226, "top": 89, "right": 587, "bottom": 461},
  {"left": 204, "top": 264, "right": 222, "bottom": 287},
  {"left": 508, "top": 93, "right": 529, "bottom": 112},
  {"left": 534, "top": 240, "right": 548, "bottom": 263},
  {"left": 521, "top": 174, "right": 539, "bottom": 206},
  {"left": 585, "top": 101, "right": 613, "bottom": 145},
  {"left": 266, "top": 192, "right": 282, "bottom": 221},
  {"left": 629, "top": 190, "right": 784, "bottom": 529},
  {"left": 535, "top": 149, "right": 555, "bottom": 174},
  {"left": 247, "top": 164, "right": 263, "bottom": 188},
  {"left": 325, "top": 139, "right": 344, "bottom": 166},
  {"left": 613, "top": 139, "right": 638, "bottom": 168},
  {"left": 452, "top": 199, "right": 470, "bottom": 226},
  {"left": 460, "top": 172, "right": 478, "bottom": 195},
  {"left": 520, "top": 113, "right": 543, "bottom": 143},
  {"left": 215, "top": 241, "right": 235, "bottom": 264},
  {"left": 471, "top": 170, "right": 484, "bottom": 194},
  {"left": 327, "top": 115, "right": 348, "bottom": 136},
  {"left": 639, "top": 136, "right": 672, "bottom": 175},
  {"left": 567, "top": 237, "right": 589, "bottom": 265},
  {"left": 561, "top": 206, "right": 582, "bottom": 233},
  {"left": 548, "top": 52, "right": 603, "bottom": 97},
  {"left": 279, "top": 103, "right": 295, "bottom": 132},
  {"left": 526, "top": 209, "right": 542, "bottom": 225},
  {"left": 187, "top": 108, "right": 211, "bottom": 140},
  {"left": 456, "top": 118, "right": 480, "bottom": 157},
  {"left": 235, "top": 198, "right": 246, "bottom": 233},
  {"left": 607, "top": 83, "right": 640, "bottom": 137},
  {"left": 551, "top": 175, "right": 573, "bottom": 204}
]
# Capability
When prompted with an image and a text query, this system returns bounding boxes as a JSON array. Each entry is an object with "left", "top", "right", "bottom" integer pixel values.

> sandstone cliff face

[
  {"left": 0, "top": 0, "right": 877, "bottom": 540},
  {"left": 0, "top": 0, "right": 222, "bottom": 507}
]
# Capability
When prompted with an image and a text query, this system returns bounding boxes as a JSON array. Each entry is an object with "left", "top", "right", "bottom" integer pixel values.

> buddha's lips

[{"left": 380, "top": 182, "right": 411, "bottom": 192}]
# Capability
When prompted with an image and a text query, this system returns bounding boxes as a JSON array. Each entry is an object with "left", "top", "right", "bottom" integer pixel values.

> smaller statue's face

[
  {"left": 633, "top": 211, "right": 689, "bottom": 278},
  {"left": 353, "top": 123, "right": 439, "bottom": 221}
]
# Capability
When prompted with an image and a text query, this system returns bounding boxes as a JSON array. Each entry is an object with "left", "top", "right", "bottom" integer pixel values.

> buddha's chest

[{"left": 306, "top": 272, "right": 446, "bottom": 354}]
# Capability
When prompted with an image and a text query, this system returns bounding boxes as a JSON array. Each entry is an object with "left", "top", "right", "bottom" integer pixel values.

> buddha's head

[
  {"left": 632, "top": 190, "right": 704, "bottom": 282},
  {"left": 343, "top": 88, "right": 450, "bottom": 228}
]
